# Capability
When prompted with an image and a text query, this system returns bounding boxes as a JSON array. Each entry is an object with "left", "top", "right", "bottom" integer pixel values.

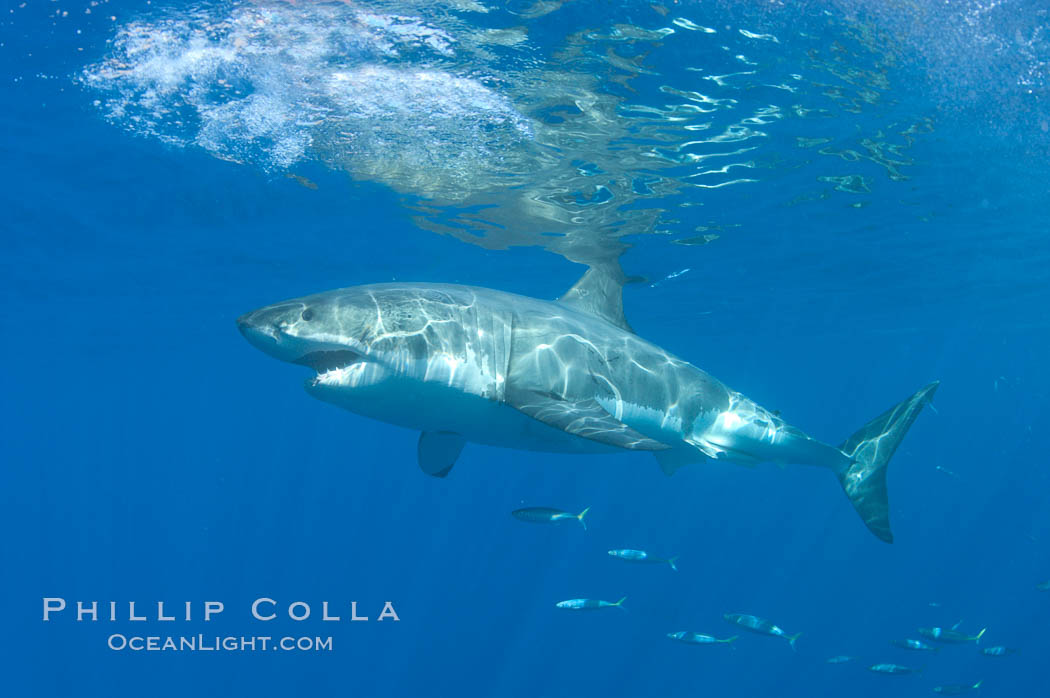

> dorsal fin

[{"left": 558, "top": 263, "right": 636, "bottom": 332}]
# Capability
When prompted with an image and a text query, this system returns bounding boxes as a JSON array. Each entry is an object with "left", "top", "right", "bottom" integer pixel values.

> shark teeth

[{"left": 313, "top": 364, "right": 365, "bottom": 386}]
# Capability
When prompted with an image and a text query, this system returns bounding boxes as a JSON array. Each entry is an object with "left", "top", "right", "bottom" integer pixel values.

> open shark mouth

[
  {"left": 296, "top": 349, "right": 391, "bottom": 390},
  {"left": 295, "top": 350, "right": 366, "bottom": 377}
]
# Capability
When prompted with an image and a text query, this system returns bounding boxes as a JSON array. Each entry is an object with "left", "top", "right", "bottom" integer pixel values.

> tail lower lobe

[{"left": 837, "top": 382, "right": 939, "bottom": 543}]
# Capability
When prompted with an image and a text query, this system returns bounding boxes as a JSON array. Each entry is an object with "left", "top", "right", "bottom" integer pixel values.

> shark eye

[{"left": 300, "top": 308, "right": 315, "bottom": 321}]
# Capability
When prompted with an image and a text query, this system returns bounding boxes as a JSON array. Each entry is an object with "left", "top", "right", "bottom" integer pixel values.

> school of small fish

[{"left": 514, "top": 504, "right": 1036, "bottom": 692}]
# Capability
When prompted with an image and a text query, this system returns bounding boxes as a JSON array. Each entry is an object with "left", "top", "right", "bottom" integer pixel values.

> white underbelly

[{"left": 305, "top": 370, "right": 619, "bottom": 454}]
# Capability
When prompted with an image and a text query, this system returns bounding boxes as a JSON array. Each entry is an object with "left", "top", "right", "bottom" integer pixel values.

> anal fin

[{"left": 418, "top": 431, "right": 466, "bottom": 478}]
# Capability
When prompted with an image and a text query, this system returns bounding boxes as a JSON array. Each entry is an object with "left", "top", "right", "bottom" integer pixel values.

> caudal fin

[
  {"left": 577, "top": 506, "right": 591, "bottom": 531},
  {"left": 836, "top": 382, "right": 939, "bottom": 543},
  {"left": 614, "top": 596, "right": 627, "bottom": 610},
  {"left": 788, "top": 633, "right": 801, "bottom": 651},
  {"left": 667, "top": 555, "right": 679, "bottom": 572}
]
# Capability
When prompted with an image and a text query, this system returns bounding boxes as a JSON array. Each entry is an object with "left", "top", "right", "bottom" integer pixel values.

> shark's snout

[
  {"left": 235, "top": 311, "right": 258, "bottom": 337},
  {"left": 236, "top": 304, "right": 304, "bottom": 362},
  {"left": 237, "top": 310, "right": 274, "bottom": 332}
]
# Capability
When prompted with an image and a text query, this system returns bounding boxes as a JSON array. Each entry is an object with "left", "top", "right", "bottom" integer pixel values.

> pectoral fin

[
  {"left": 418, "top": 431, "right": 466, "bottom": 478},
  {"left": 506, "top": 388, "right": 669, "bottom": 451}
]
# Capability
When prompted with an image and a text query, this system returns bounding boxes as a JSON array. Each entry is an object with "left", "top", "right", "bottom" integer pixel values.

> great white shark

[{"left": 238, "top": 265, "right": 937, "bottom": 542}]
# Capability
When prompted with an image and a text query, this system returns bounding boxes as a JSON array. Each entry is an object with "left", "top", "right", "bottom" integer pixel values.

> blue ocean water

[{"left": 2, "top": 0, "right": 1049, "bottom": 696}]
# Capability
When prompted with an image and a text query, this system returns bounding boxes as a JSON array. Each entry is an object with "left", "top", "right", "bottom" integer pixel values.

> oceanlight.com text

[{"left": 107, "top": 634, "right": 333, "bottom": 652}]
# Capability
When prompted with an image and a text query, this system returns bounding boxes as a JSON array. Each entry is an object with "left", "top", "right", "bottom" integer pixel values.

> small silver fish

[
  {"left": 826, "top": 655, "right": 855, "bottom": 664},
  {"left": 891, "top": 638, "right": 940, "bottom": 652},
  {"left": 934, "top": 680, "right": 983, "bottom": 694},
  {"left": 512, "top": 506, "right": 590, "bottom": 530},
  {"left": 981, "top": 646, "right": 1016, "bottom": 657},
  {"left": 608, "top": 549, "right": 679, "bottom": 571},
  {"left": 869, "top": 663, "right": 922, "bottom": 675},
  {"left": 919, "top": 626, "right": 986, "bottom": 644},
  {"left": 556, "top": 596, "right": 626, "bottom": 611},
  {"left": 723, "top": 613, "right": 800, "bottom": 649},
  {"left": 667, "top": 631, "right": 737, "bottom": 646}
]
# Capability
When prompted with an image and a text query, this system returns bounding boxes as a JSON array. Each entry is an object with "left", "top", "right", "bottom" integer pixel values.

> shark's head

[
  {"left": 237, "top": 283, "right": 483, "bottom": 410},
  {"left": 237, "top": 288, "right": 385, "bottom": 386}
]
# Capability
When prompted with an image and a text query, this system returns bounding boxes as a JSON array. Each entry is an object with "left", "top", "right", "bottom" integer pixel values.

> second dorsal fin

[{"left": 558, "top": 263, "right": 636, "bottom": 333}]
